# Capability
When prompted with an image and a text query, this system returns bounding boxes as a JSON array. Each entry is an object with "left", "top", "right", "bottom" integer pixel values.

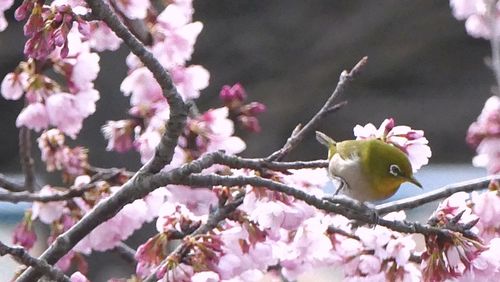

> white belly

[{"left": 328, "top": 154, "right": 377, "bottom": 202}]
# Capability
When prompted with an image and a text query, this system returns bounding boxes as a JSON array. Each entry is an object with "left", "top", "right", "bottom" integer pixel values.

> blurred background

[{"left": 0, "top": 0, "right": 493, "bottom": 280}]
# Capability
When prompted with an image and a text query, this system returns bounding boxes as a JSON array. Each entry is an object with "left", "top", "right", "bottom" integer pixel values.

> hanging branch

[
  {"left": 0, "top": 241, "right": 70, "bottom": 282},
  {"left": 266, "top": 56, "right": 367, "bottom": 161},
  {"left": 19, "top": 127, "right": 35, "bottom": 192}
]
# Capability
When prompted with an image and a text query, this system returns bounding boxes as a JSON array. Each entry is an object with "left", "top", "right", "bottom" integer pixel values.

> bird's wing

[{"left": 336, "top": 140, "right": 363, "bottom": 161}]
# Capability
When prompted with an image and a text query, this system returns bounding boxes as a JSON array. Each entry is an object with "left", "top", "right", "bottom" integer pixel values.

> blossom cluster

[
  {"left": 466, "top": 96, "right": 500, "bottom": 175},
  {"left": 450, "top": 0, "right": 500, "bottom": 39},
  {"left": 420, "top": 190, "right": 500, "bottom": 281}
]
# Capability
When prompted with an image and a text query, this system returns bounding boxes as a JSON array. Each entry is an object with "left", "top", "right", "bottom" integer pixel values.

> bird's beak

[{"left": 407, "top": 176, "right": 423, "bottom": 189}]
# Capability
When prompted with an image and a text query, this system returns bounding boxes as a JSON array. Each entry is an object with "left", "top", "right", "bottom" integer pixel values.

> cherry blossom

[
  {"left": 16, "top": 102, "right": 50, "bottom": 132},
  {"left": 467, "top": 96, "right": 500, "bottom": 174},
  {"left": 114, "top": 0, "right": 150, "bottom": 20},
  {"left": 0, "top": 0, "right": 14, "bottom": 31},
  {"left": 31, "top": 186, "right": 67, "bottom": 224},
  {"left": 1, "top": 72, "right": 29, "bottom": 100},
  {"left": 450, "top": 0, "right": 500, "bottom": 39},
  {"left": 70, "top": 272, "right": 89, "bottom": 282}
]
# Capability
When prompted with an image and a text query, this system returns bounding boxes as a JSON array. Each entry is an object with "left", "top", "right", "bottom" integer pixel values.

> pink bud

[
  {"left": 14, "top": 0, "right": 33, "bottom": 21},
  {"left": 220, "top": 83, "right": 247, "bottom": 103},
  {"left": 243, "top": 102, "right": 266, "bottom": 115},
  {"left": 12, "top": 220, "right": 37, "bottom": 250}
]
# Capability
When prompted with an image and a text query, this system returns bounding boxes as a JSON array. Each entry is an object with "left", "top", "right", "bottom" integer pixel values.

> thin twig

[
  {"left": 0, "top": 168, "right": 129, "bottom": 203},
  {"left": 113, "top": 243, "right": 137, "bottom": 267},
  {"left": 376, "top": 175, "right": 499, "bottom": 214},
  {"left": 0, "top": 186, "right": 94, "bottom": 203},
  {"left": 213, "top": 152, "right": 328, "bottom": 171},
  {"left": 0, "top": 241, "right": 70, "bottom": 282},
  {"left": 266, "top": 57, "right": 367, "bottom": 161},
  {"left": 144, "top": 193, "right": 245, "bottom": 282},
  {"left": 19, "top": 127, "right": 35, "bottom": 192}
]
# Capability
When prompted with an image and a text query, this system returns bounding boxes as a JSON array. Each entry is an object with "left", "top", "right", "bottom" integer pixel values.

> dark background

[{"left": 0, "top": 1, "right": 494, "bottom": 173}]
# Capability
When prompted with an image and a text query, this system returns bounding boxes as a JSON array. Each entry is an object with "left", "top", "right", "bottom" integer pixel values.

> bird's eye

[{"left": 389, "top": 164, "right": 401, "bottom": 176}]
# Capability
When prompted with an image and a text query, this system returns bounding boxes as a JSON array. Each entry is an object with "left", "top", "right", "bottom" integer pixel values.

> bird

[{"left": 316, "top": 131, "right": 422, "bottom": 202}]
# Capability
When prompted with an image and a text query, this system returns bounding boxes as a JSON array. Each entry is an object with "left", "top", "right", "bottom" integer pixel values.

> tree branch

[
  {"left": 212, "top": 151, "right": 328, "bottom": 171},
  {"left": 376, "top": 175, "right": 499, "bottom": 214},
  {"left": 84, "top": 0, "right": 188, "bottom": 175},
  {"left": 266, "top": 57, "right": 367, "bottom": 161},
  {"left": 0, "top": 174, "right": 26, "bottom": 193},
  {"left": 19, "top": 127, "right": 35, "bottom": 192},
  {"left": 0, "top": 241, "right": 70, "bottom": 282},
  {"left": 113, "top": 243, "right": 137, "bottom": 267},
  {"left": 176, "top": 173, "right": 461, "bottom": 238}
]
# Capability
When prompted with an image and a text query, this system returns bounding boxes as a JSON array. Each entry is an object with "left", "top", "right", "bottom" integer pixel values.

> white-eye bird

[{"left": 316, "top": 131, "right": 422, "bottom": 202}]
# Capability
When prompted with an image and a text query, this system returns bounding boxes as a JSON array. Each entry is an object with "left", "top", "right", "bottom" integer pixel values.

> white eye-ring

[{"left": 389, "top": 164, "right": 401, "bottom": 176}]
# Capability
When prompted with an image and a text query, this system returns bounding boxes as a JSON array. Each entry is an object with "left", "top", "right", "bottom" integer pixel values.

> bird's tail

[{"left": 315, "top": 131, "right": 337, "bottom": 160}]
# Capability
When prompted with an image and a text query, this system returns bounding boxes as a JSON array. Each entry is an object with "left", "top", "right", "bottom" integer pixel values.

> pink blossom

[
  {"left": 457, "top": 238, "right": 500, "bottom": 281},
  {"left": 1, "top": 72, "right": 29, "bottom": 100},
  {"left": 76, "top": 188, "right": 152, "bottom": 253},
  {"left": 57, "top": 251, "right": 75, "bottom": 272},
  {"left": 450, "top": 0, "right": 482, "bottom": 20},
  {"left": 354, "top": 118, "right": 431, "bottom": 171},
  {"left": 279, "top": 216, "right": 334, "bottom": 280},
  {"left": 385, "top": 236, "right": 416, "bottom": 266},
  {"left": 70, "top": 271, "right": 89, "bottom": 282},
  {"left": 114, "top": 0, "right": 150, "bottom": 20},
  {"left": 38, "top": 129, "right": 68, "bottom": 171},
  {"left": 87, "top": 21, "right": 121, "bottom": 51},
  {"left": 74, "top": 89, "right": 99, "bottom": 118},
  {"left": 16, "top": 102, "right": 49, "bottom": 132},
  {"left": 166, "top": 185, "right": 217, "bottom": 216},
  {"left": 71, "top": 52, "right": 100, "bottom": 91},
  {"left": 170, "top": 65, "right": 210, "bottom": 100},
  {"left": 465, "top": 14, "right": 492, "bottom": 39},
  {"left": 358, "top": 254, "right": 382, "bottom": 275},
  {"left": 471, "top": 190, "right": 500, "bottom": 242},
  {"left": 155, "top": 202, "right": 206, "bottom": 233},
  {"left": 0, "top": 0, "right": 14, "bottom": 31},
  {"left": 191, "top": 271, "right": 220, "bottom": 282},
  {"left": 101, "top": 120, "right": 135, "bottom": 153},
  {"left": 60, "top": 146, "right": 88, "bottom": 176},
  {"left": 120, "top": 67, "right": 164, "bottom": 107},
  {"left": 449, "top": 0, "right": 500, "bottom": 39},
  {"left": 153, "top": 10, "right": 203, "bottom": 68},
  {"left": 45, "top": 92, "right": 86, "bottom": 138},
  {"left": 135, "top": 130, "right": 162, "bottom": 164},
  {"left": 198, "top": 107, "right": 246, "bottom": 154},
  {"left": 467, "top": 96, "right": 500, "bottom": 174},
  {"left": 31, "top": 186, "right": 67, "bottom": 224},
  {"left": 216, "top": 224, "right": 275, "bottom": 280}
]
